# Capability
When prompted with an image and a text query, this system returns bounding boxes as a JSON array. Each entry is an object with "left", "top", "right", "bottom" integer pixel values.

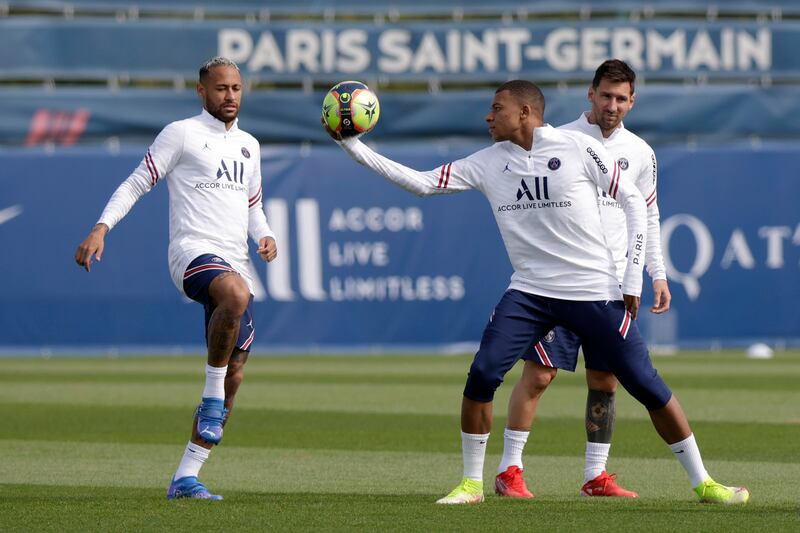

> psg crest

[
  {"left": 548, "top": 157, "right": 561, "bottom": 170},
  {"left": 241, "top": 147, "right": 250, "bottom": 158},
  {"left": 617, "top": 157, "right": 629, "bottom": 170}
]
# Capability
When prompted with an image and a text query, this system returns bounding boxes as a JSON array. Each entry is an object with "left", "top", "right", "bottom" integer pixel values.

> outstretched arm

[{"left": 323, "top": 119, "right": 477, "bottom": 196}]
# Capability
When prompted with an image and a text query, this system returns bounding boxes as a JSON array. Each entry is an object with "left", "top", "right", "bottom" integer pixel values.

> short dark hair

[
  {"left": 592, "top": 59, "right": 636, "bottom": 93},
  {"left": 199, "top": 56, "right": 239, "bottom": 83},
  {"left": 495, "top": 80, "right": 545, "bottom": 117}
]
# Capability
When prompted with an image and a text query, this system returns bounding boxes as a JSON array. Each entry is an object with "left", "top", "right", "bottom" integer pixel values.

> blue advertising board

[
  {"left": 0, "top": 142, "right": 797, "bottom": 352},
  {"left": 0, "top": 19, "right": 794, "bottom": 82}
]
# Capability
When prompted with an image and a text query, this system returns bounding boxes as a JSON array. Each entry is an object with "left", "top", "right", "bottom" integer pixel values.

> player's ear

[
  {"left": 629, "top": 92, "right": 636, "bottom": 110},
  {"left": 587, "top": 86, "right": 594, "bottom": 103},
  {"left": 196, "top": 82, "right": 205, "bottom": 99}
]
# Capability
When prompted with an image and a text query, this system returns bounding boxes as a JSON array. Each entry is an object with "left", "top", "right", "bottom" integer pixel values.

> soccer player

[
  {"left": 324, "top": 80, "right": 748, "bottom": 505},
  {"left": 495, "top": 60, "right": 669, "bottom": 500},
  {"left": 74, "top": 57, "right": 277, "bottom": 500}
]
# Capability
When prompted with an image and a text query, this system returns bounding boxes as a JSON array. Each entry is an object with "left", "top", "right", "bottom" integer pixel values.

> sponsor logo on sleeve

[
  {"left": 586, "top": 147, "right": 608, "bottom": 174},
  {"left": 651, "top": 153, "right": 657, "bottom": 184}
]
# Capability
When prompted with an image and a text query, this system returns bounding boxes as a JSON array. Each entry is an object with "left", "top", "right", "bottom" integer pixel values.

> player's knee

[
  {"left": 586, "top": 369, "right": 617, "bottom": 393},
  {"left": 463, "top": 359, "right": 503, "bottom": 402},
  {"left": 619, "top": 370, "right": 671, "bottom": 411},
  {"left": 521, "top": 362, "right": 556, "bottom": 397},
  {"left": 212, "top": 275, "right": 250, "bottom": 316}
]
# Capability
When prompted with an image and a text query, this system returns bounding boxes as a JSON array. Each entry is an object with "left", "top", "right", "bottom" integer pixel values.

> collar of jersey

[
  {"left": 199, "top": 108, "right": 239, "bottom": 133},
  {"left": 578, "top": 111, "right": 625, "bottom": 142},
  {"left": 503, "top": 124, "right": 554, "bottom": 156}
]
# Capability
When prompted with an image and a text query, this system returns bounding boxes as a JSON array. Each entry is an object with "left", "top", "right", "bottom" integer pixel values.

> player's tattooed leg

[{"left": 586, "top": 389, "right": 616, "bottom": 443}]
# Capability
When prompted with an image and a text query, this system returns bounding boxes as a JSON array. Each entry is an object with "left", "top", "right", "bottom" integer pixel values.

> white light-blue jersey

[
  {"left": 97, "top": 109, "right": 274, "bottom": 294},
  {"left": 560, "top": 113, "right": 666, "bottom": 282},
  {"left": 340, "top": 125, "right": 648, "bottom": 300}
]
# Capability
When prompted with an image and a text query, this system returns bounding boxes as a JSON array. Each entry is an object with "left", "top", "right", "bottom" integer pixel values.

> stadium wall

[{"left": 1, "top": 142, "right": 797, "bottom": 353}]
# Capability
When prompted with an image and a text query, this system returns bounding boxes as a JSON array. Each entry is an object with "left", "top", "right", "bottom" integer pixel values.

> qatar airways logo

[{"left": 661, "top": 214, "right": 800, "bottom": 301}]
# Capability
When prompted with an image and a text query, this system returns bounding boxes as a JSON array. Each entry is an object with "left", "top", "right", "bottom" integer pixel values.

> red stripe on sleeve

[
  {"left": 436, "top": 165, "right": 445, "bottom": 188},
  {"left": 249, "top": 186, "right": 262, "bottom": 207},
  {"left": 443, "top": 163, "right": 453, "bottom": 189},
  {"left": 148, "top": 152, "right": 159, "bottom": 180},
  {"left": 609, "top": 162, "right": 620, "bottom": 199},
  {"left": 144, "top": 152, "right": 157, "bottom": 186}
]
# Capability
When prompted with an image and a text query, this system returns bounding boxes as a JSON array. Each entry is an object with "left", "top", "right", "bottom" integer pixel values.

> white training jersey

[
  {"left": 339, "top": 125, "right": 648, "bottom": 300},
  {"left": 560, "top": 113, "right": 666, "bottom": 282},
  {"left": 97, "top": 109, "right": 274, "bottom": 294}
]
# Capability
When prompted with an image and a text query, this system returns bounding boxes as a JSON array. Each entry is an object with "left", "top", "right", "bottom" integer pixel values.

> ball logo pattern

[{"left": 322, "top": 81, "right": 381, "bottom": 137}]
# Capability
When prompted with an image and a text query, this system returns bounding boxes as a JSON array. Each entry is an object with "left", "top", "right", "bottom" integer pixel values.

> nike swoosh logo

[
  {"left": 675, "top": 450, "right": 685, "bottom": 454},
  {"left": 0, "top": 205, "right": 23, "bottom": 225}
]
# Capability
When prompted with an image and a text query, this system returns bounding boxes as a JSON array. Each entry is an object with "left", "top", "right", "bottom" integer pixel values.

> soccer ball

[{"left": 322, "top": 81, "right": 380, "bottom": 137}]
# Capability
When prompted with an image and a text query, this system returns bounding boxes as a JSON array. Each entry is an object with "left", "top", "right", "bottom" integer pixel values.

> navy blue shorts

[
  {"left": 521, "top": 326, "right": 610, "bottom": 372},
  {"left": 183, "top": 254, "right": 255, "bottom": 351},
  {"left": 464, "top": 290, "right": 671, "bottom": 410}
]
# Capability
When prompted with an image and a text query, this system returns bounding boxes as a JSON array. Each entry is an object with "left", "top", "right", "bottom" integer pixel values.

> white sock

[
  {"left": 202, "top": 364, "right": 227, "bottom": 400},
  {"left": 173, "top": 441, "right": 210, "bottom": 480},
  {"left": 584, "top": 442, "right": 611, "bottom": 483},
  {"left": 461, "top": 431, "right": 490, "bottom": 482},
  {"left": 498, "top": 428, "right": 529, "bottom": 473},
  {"left": 668, "top": 433, "right": 709, "bottom": 487}
]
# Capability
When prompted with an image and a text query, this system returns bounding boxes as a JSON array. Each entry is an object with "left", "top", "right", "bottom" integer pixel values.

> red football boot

[
  {"left": 494, "top": 466, "right": 534, "bottom": 498},
  {"left": 580, "top": 471, "right": 639, "bottom": 498}
]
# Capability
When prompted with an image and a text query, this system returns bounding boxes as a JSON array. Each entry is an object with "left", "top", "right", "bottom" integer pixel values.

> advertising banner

[
  {"left": 0, "top": 142, "right": 796, "bottom": 351},
  {"left": 1, "top": 19, "right": 793, "bottom": 81}
]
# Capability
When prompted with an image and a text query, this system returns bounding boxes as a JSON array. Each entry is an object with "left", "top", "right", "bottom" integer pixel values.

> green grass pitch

[{"left": 1, "top": 351, "right": 798, "bottom": 531}]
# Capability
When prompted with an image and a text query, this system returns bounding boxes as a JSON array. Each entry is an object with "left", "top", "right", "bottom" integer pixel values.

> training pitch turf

[{"left": 1, "top": 350, "right": 798, "bottom": 531}]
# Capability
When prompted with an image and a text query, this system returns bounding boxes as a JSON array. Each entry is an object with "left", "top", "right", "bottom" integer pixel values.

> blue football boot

[
  {"left": 196, "top": 397, "right": 227, "bottom": 444},
  {"left": 166, "top": 476, "right": 223, "bottom": 500}
]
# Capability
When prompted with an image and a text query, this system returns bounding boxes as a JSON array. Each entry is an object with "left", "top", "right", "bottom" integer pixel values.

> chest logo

[
  {"left": 618, "top": 157, "right": 629, "bottom": 170},
  {"left": 241, "top": 147, "right": 251, "bottom": 158},
  {"left": 517, "top": 177, "right": 549, "bottom": 202},
  {"left": 503, "top": 162, "right": 511, "bottom": 173},
  {"left": 547, "top": 157, "right": 560, "bottom": 170},
  {"left": 216, "top": 159, "right": 245, "bottom": 184}
]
